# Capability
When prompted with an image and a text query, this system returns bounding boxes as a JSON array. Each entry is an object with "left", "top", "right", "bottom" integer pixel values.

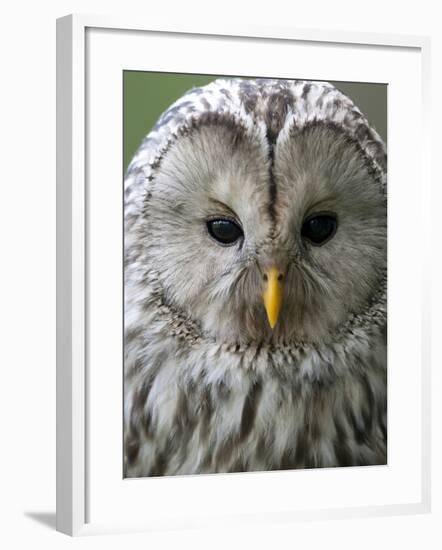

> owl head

[{"left": 125, "top": 79, "right": 387, "bottom": 347}]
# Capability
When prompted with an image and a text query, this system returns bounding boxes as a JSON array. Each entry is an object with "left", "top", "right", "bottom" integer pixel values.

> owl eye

[
  {"left": 301, "top": 213, "right": 337, "bottom": 246},
  {"left": 207, "top": 218, "right": 243, "bottom": 245}
]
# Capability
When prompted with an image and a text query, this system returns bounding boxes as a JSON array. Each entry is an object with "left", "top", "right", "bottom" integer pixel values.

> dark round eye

[
  {"left": 207, "top": 218, "right": 243, "bottom": 245},
  {"left": 301, "top": 213, "right": 337, "bottom": 246}
]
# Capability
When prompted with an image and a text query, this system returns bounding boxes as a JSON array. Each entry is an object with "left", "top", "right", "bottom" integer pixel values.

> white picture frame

[{"left": 56, "top": 13, "right": 431, "bottom": 536}]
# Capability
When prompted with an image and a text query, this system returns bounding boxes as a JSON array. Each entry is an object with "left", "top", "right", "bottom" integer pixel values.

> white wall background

[{"left": 0, "top": 1, "right": 440, "bottom": 548}]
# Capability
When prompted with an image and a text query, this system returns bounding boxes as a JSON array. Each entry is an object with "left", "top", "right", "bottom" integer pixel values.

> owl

[{"left": 124, "top": 78, "right": 387, "bottom": 477}]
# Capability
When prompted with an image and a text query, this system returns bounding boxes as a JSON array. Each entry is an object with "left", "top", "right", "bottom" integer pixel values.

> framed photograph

[{"left": 56, "top": 14, "right": 431, "bottom": 536}]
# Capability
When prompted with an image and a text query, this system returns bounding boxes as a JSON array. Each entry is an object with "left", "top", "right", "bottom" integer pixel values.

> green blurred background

[{"left": 123, "top": 72, "right": 387, "bottom": 172}]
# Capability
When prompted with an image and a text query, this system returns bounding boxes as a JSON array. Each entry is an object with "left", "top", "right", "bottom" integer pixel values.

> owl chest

[{"left": 125, "top": 344, "right": 387, "bottom": 476}]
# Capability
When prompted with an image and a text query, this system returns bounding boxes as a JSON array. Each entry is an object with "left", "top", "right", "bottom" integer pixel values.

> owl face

[{"left": 134, "top": 80, "right": 387, "bottom": 346}]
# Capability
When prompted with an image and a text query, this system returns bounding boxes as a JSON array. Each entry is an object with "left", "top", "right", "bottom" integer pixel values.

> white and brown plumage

[{"left": 124, "top": 78, "right": 387, "bottom": 477}]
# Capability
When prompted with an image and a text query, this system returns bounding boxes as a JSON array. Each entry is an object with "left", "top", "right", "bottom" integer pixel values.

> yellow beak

[{"left": 262, "top": 267, "right": 284, "bottom": 329}]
